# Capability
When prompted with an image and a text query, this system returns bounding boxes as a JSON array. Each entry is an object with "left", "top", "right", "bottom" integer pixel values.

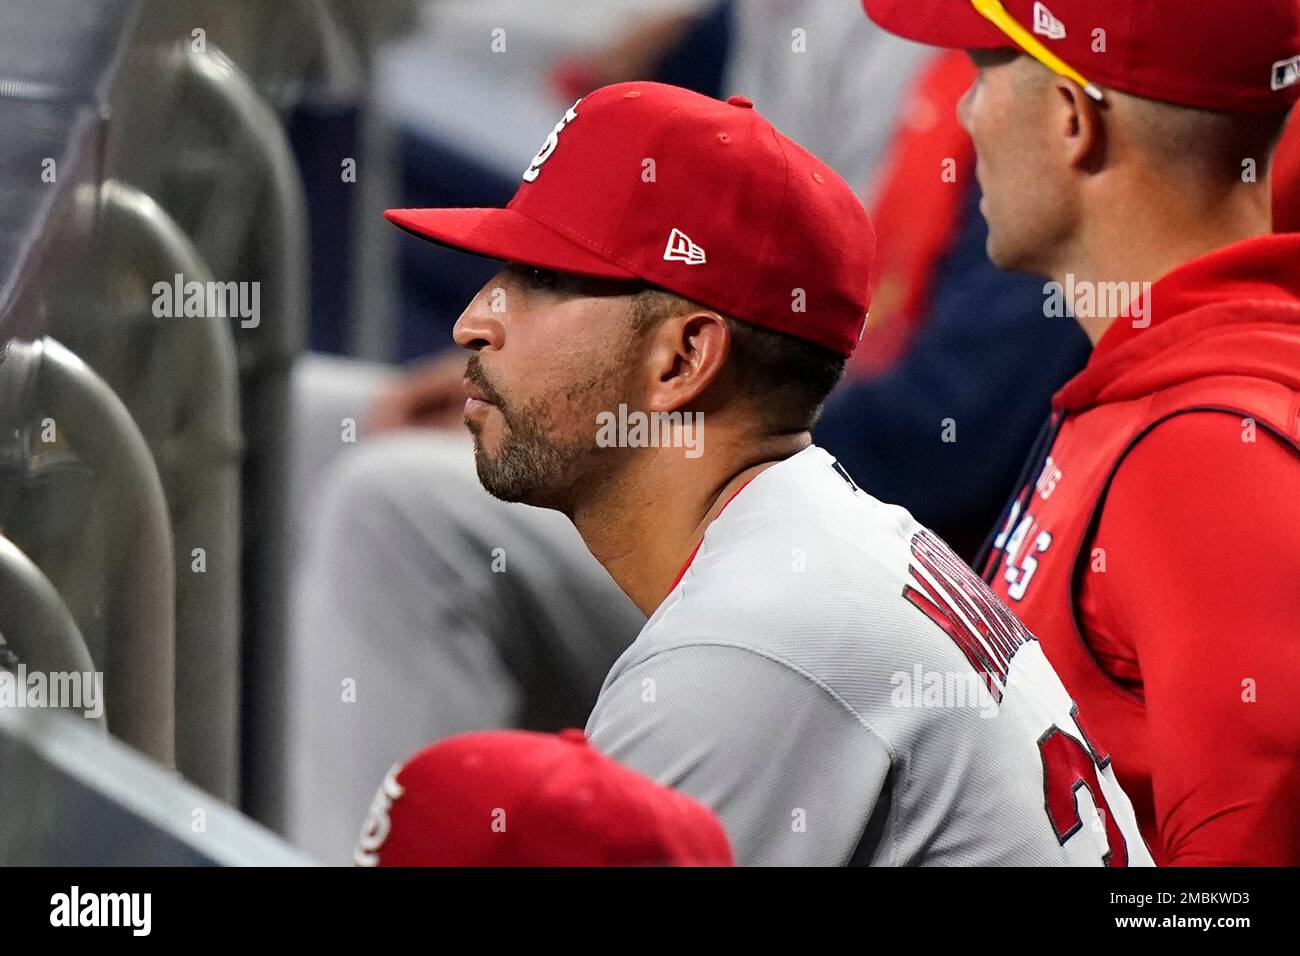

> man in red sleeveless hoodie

[{"left": 863, "top": 0, "right": 1300, "bottom": 864}]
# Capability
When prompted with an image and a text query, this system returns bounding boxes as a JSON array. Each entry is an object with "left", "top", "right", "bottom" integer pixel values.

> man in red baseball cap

[
  {"left": 354, "top": 729, "right": 733, "bottom": 866},
  {"left": 863, "top": 0, "right": 1300, "bottom": 864},
  {"left": 385, "top": 82, "right": 1154, "bottom": 866}
]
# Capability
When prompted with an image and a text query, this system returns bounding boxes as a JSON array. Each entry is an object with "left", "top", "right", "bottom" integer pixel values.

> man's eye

[{"left": 527, "top": 267, "right": 559, "bottom": 290}]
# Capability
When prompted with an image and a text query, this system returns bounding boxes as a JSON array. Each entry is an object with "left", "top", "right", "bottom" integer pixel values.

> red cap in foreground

[{"left": 355, "top": 729, "right": 734, "bottom": 867}]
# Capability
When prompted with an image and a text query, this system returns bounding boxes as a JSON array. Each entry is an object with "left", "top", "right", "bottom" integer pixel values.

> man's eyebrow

[
  {"left": 969, "top": 47, "right": 1021, "bottom": 69},
  {"left": 564, "top": 273, "right": 646, "bottom": 298},
  {"left": 501, "top": 262, "right": 641, "bottom": 298}
]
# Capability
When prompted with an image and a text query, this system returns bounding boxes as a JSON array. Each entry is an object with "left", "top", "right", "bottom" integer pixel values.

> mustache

[{"left": 465, "top": 354, "right": 507, "bottom": 410}]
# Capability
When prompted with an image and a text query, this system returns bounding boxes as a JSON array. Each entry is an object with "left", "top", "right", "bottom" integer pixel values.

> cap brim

[
  {"left": 384, "top": 207, "right": 638, "bottom": 280},
  {"left": 862, "top": 0, "right": 1008, "bottom": 50}
]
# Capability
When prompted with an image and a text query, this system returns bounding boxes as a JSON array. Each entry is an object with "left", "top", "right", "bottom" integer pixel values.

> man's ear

[
  {"left": 1053, "top": 76, "right": 1107, "bottom": 173},
  {"left": 641, "top": 309, "right": 730, "bottom": 414}
]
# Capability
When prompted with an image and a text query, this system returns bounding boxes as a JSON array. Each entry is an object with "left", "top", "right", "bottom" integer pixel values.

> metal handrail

[
  {"left": 0, "top": 533, "right": 102, "bottom": 730},
  {"left": 11, "top": 336, "right": 175, "bottom": 765},
  {"left": 170, "top": 44, "right": 308, "bottom": 824},
  {"left": 93, "top": 179, "right": 243, "bottom": 800}
]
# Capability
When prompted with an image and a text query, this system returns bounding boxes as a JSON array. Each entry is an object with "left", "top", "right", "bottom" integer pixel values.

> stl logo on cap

[
  {"left": 522, "top": 99, "right": 581, "bottom": 183},
  {"left": 354, "top": 762, "right": 406, "bottom": 867}
]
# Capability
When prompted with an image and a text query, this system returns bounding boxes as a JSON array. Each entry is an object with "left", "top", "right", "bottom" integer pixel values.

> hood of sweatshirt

[{"left": 1054, "top": 233, "right": 1300, "bottom": 414}]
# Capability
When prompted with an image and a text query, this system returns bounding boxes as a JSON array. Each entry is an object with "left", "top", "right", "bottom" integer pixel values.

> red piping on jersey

[{"left": 666, "top": 477, "right": 755, "bottom": 597}]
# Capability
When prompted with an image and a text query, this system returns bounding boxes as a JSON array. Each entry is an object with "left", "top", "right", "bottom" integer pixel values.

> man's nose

[{"left": 453, "top": 282, "right": 507, "bottom": 352}]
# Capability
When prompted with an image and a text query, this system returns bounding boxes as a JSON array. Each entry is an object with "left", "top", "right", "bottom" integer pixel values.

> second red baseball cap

[
  {"left": 386, "top": 82, "right": 875, "bottom": 358},
  {"left": 862, "top": 0, "right": 1300, "bottom": 112},
  {"left": 354, "top": 729, "right": 734, "bottom": 867}
]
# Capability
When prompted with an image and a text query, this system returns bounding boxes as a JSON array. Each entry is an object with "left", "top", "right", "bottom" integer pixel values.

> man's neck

[
  {"left": 572, "top": 432, "right": 811, "bottom": 616},
  {"left": 1052, "top": 179, "right": 1273, "bottom": 345}
]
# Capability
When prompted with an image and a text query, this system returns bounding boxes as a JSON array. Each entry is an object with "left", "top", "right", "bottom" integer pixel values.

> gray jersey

[{"left": 586, "top": 445, "right": 1154, "bottom": 866}]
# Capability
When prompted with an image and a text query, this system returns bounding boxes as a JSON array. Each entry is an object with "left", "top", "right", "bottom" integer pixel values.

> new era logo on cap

[
  {"left": 1032, "top": 2, "right": 1066, "bottom": 40},
  {"left": 663, "top": 228, "right": 707, "bottom": 265},
  {"left": 1275, "top": 55, "right": 1300, "bottom": 91}
]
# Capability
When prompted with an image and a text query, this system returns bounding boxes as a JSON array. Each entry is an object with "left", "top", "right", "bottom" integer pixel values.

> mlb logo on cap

[{"left": 1276, "top": 55, "right": 1300, "bottom": 92}]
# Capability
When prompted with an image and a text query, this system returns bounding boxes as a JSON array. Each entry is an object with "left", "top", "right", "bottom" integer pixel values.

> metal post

[
  {"left": 91, "top": 180, "right": 243, "bottom": 799},
  {"left": 171, "top": 44, "right": 307, "bottom": 825},
  {"left": 0, "top": 533, "right": 102, "bottom": 731},
  {"left": 12, "top": 337, "right": 176, "bottom": 766}
]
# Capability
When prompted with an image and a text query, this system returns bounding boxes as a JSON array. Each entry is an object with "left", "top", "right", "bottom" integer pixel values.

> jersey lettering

[
  {"left": 905, "top": 530, "right": 1130, "bottom": 866},
  {"left": 902, "top": 530, "right": 1034, "bottom": 701},
  {"left": 1038, "top": 717, "right": 1129, "bottom": 866}
]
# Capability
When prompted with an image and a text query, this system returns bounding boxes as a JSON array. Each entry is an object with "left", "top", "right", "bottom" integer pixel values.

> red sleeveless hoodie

[{"left": 980, "top": 233, "right": 1300, "bottom": 865}]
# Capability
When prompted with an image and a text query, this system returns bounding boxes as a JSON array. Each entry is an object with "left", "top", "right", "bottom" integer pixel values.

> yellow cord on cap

[{"left": 970, "top": 0, "right": 1104, "bottom": 101}]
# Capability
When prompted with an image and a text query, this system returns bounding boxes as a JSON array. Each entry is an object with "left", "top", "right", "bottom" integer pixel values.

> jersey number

[
  {"left": 997, "top": 504, "right": 1053, "bottom": 601},
  {"left": 1037, "top": 713, "right": 1129, "bottom": 866}
]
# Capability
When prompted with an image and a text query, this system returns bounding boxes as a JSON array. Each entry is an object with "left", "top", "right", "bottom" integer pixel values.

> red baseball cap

[
  {"left": 354, "top": 729, "right": 734, "bottom": 867},
  {"left": 862, "top": 0, "right": 1300, "bottom": 112},
  {"left": 385, "top": 81, "right": 875, "bottom": 357}
]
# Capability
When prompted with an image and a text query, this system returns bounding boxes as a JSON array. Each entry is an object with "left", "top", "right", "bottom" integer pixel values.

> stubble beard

[
  {"left": 467, "top": 394, "right": 583, "bottom": 509},
  {"left": 465, "top": 342, "right": 636, "bottom": 511}
]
